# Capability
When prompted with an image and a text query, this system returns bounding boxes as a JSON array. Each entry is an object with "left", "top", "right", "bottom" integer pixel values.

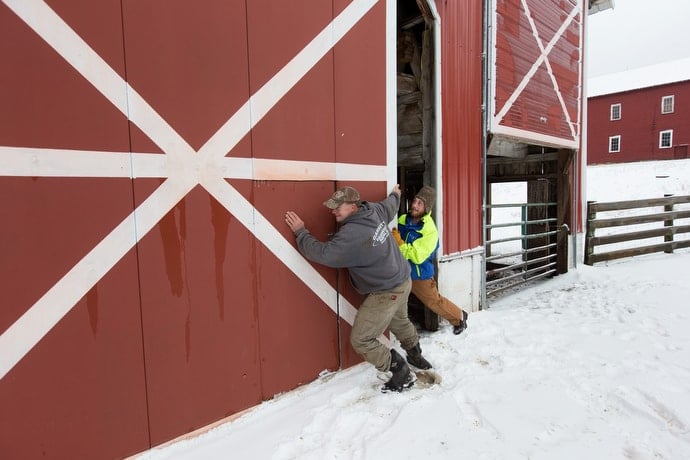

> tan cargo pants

[
  {"left": 349, "top": 278, "right": 418, "bottom": 372},
  {"left": 411, "top": 278, "right": 465, "bottom": 326}
]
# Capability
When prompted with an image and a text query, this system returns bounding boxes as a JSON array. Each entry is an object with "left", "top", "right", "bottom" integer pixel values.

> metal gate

[{"left": 485, "top": 200, "right": 561, "bottom": 296}]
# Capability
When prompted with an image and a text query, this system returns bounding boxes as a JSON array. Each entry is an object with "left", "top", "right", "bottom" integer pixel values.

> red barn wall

[
  {"left": 434, "top": 0, "right": 485, "bottom": 254},
  {"left": 0, "top": 0, "right": 387, "bottom": 457},
  {"left": 587, "top": 80, "right": 690, "bottom": 164}
]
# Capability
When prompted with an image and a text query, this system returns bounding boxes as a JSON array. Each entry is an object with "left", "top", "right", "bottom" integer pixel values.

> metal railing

[{"left": 485, "top": 201, "right": 560, "bottom": 296}]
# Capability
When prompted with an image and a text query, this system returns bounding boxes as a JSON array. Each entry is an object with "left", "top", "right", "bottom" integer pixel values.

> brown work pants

[
  {"left": 350, "top": 279, "right": 418, "bottom": 372},
  {"left": 411, "top": 278, "right": 465, "bottom": 326}
]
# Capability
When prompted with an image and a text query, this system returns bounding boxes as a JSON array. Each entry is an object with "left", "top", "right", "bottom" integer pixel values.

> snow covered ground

[
  {"left": 587, "top": 159, "right": 690, "bottom": 202},
  {"left": 135, "top": 160, "right": 690, "bottom": 460}
]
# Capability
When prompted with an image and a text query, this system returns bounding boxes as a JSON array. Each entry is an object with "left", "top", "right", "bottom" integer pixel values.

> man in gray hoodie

[{"left": 285, "top": 184, "right": 432, "bottom": 392}]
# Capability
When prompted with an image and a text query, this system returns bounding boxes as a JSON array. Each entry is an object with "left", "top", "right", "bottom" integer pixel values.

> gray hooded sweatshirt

[{"left": 294, "top": 192, "right": 410, "bottom": 295}]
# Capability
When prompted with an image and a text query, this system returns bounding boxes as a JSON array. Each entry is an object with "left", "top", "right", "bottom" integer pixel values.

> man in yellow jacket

[{"left": 392, "top": 186, "right": 469, "bottom": 335}]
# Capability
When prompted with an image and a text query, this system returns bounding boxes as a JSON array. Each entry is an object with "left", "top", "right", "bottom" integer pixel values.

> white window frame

[
  {"left": 608, "top": 135, "right": 621, "bottom": 153},
  {"left": 659, "top": 129, "right": 673, "bottom": 148},
  {"left": 610, "top": 103, "right": 621, "bottom": 120},
  {"left": 661, "top": 95, "right": 674, "bottom": 114}
]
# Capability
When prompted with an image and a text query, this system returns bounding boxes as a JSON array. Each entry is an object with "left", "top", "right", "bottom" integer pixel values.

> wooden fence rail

[{"left": 584, "top": 194, "right": 690, "bottom": 265}]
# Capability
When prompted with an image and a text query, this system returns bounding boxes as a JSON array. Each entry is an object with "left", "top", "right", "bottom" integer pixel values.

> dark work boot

[
  {"left": 453, "top": 310, "right": 468, "bottom": 335},
  {"left": 382, "top": 349, "right": 415, "bottom": 392},
  {"left": 405, "top": 343, "right": 432, "bottom": 370}
]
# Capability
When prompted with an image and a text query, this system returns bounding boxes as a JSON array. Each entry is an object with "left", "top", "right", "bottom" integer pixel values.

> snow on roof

[{"left": 587, "top": 57, "right": 690, "bottom": 98}]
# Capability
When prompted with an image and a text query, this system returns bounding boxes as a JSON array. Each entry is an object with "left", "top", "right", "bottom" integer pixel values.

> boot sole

[
  {"left": 380, "top": 379, "right": 415, "bottom": 393},
  {"left": 380, "top": 374, "right": 416, "bottom": 393}
]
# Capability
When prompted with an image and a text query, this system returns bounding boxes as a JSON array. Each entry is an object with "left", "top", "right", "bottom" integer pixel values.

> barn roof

[{"left": 588, "top": 57, "right": 690, "bottom": 97}]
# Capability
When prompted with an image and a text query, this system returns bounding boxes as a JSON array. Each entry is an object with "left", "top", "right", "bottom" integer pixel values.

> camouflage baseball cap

[{"left": 323, "top": 186, "right": 361, "bottom": 209}]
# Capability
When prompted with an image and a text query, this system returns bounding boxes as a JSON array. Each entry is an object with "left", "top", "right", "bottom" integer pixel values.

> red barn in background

[
  {"left": 1, "top": 0, "right": 595, "bottom": 457},
  {"left": 586, "top": 58, "right": 690, "bottom": 165}
]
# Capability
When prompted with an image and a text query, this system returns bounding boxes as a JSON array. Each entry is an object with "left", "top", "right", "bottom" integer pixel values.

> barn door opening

[
  {"left": 396, "top": 0, "right": 438, "bottom": 329},
  {"left": 484, "top": 145, "right": 573, "bottom": 299},
  {"left": 396, "top": 0, "right": 436, "bottom": 208}
]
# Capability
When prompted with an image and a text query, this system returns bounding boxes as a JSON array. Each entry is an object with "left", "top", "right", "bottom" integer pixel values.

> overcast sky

[{"left": 586, "top": 0, "right": 690, "bottom": 77}]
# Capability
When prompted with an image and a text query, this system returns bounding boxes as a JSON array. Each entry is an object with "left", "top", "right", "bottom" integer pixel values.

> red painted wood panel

[
  {"left": 334, "top": 0, "right": 387, "bottom": 165},
  {"left": 1, "top": 0, "right": 150, "bottom": 457},
  {"left": 494, "top": 0, "right": 582, "bottom": 141},
  {"left": 494, "top": 0, "right": 541, "bottom": 112},
  {"left": 0, "top": 1, "right": 130, "bottom": 151},
  {"left": 0, "top": 180, "right": 149, "bottom": 459},
  {"left": 121, "top": 0, "right": 251, "bottom": 151},
  {"left": 121, "top": 0, "right": 260, "bottom": 445},
  {"left": 255, "top": 180, "right": 341, "bottom": 397},
  {"left": 247, "top": 0, "right": 336, "bottom": 163},
  {"left": 134, "top": 181, "right": 263, "bottom": 445}
]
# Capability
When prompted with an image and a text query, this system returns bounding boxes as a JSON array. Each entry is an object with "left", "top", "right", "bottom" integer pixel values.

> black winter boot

[
  {"left": 405, "top": 343, "right": 432, "bottom": 370},
  {"left": 453, "top": 310, "right": 468, "bottom": 335},
  {"left": 382, "top": 349, "right": 415, "bottom": 392}
]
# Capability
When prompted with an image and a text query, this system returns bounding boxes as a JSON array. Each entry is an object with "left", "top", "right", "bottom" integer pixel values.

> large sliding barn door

[{"left": 0, "top": 0, "right": 390, "bottom": 457}]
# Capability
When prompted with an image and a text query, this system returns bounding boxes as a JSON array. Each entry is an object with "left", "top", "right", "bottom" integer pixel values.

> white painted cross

[
  {"left": 493, "top": 0, "right": 582, "bottom": 141},
  {"left": 0, "top": 0, "right": 388, "bottom": 379}
]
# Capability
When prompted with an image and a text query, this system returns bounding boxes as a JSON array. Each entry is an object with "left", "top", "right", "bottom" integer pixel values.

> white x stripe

[
  {"left": 493, "top": 0, "right": 581, "bottom": 140},
  {"left": 0, "top": 147, "right": 387, "bottom": 180},
  {"left": 0, "top": 0, "right": 383, "bottom": 379}
]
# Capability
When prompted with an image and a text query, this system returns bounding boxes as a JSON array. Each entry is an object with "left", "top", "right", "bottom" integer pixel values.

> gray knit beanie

[{"left": 415, "top": 186, "right": 436, "bottom": 212}]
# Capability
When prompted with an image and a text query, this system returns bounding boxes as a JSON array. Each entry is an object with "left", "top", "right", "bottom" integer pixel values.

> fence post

[
  {"left": 664, "top": 194, "right": 674, "bottom": 254},
  {"left": 584, "top": 201, "right": 596, "bottom": 265}
]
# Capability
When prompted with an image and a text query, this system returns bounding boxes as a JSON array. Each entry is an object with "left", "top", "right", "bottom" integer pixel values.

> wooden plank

[
  {"left": 587, "top": 239, "right": 690, "bottom": 264},
  {"left": 397, "top": 91, "right": 421, "bottom": 105},
  {"left": 589, "top": 225, "right": 690, "bottom": 246},
  {"left": 589, "top": 195, "right": 690, "bottom": 212},
  {"left": 589, "top": 209, "right": 690, "bottom": 229},
  {"left": 421, "top": 26, "right": 433, "bottom": 187},
  {"left": 487, "top": 151, "right": 560, "bottom": 165}
]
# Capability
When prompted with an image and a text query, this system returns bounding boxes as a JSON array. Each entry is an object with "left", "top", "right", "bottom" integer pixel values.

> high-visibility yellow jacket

[{"left": 397, "top": 212, "right": 439, "bottom": 280}]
